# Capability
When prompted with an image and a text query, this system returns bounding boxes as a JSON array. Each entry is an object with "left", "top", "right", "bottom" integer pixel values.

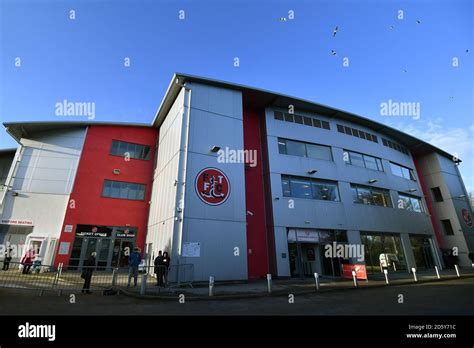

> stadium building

[{"left": 0, "top": 73, "right": 473, "bottom": 281}]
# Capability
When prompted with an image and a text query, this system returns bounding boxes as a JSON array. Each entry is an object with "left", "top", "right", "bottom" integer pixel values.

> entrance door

[
  {"left": 288, "top": 243, "right": 301, "bottom": 278},
  {"left": 111, "top": 239, "right": 135, "bottom": 268}
]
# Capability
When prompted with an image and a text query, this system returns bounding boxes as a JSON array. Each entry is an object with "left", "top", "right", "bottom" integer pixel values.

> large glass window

[
  {"left": 345, "top": 150, "right": 383, "bottom": 172},
  {"left": 278, "top": 138, "right": 332, "bottom": 161},
  {"left": 282, "top": 175, "right": 340, "bottom": 202},
  {"left": 110, "top": 140, "right": 151, "bottom": 160},
  {"left": 390, "top": 162, "right": 416, "bottom": 180},
  {"left": 351, "top": 184, "right": 392, "bottom": 207},
  {"left": 398, "top": 193, "right": 424, "bottom": 213},
  {"left": 361, "top": 232, "right": 407, "bottom": 273},
  {"left": 102, "top": 180, "right": 146, "bottom": 201}
]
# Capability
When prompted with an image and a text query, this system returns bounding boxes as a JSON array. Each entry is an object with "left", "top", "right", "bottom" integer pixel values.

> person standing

[
  {"left": 2, "top": 245, "right": 13, "bottom": 271},
  {"left": 20, "top": 247, "right": 34, "bottom": 274},
  {"left": 127, "top": 247, "right": 141, "bottom": 287},
  {"left": 82, "top": 252, "right": 96, "bottom": 294},
  {"left": 162, "top": 251, "right": 171, "bottom": 287},
  {"left": 154, "top": 251, "right": 164, "bottom": 286}
]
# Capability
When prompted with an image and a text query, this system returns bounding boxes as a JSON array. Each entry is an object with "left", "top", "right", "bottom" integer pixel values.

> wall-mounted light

[
  {"left": 307, "top": 169, "right": 317, "bottom": 175},
  {"left": 113, "top": 169, "right": 120, "bottom": 175},
  {"left": 211, "top": 145, "right": 221, "bottom": 153},
  {"left": 368, "top": 179, "right": 378, "bottom": 184},
  {"left": 274, "top": 197, "right": 280, "bottom": 201},
  {"left": 11, "top": 191, "right": 18, "bottom": 196},
  {"left": 407, "top": 189, "right": 417, "bottom": 193}
]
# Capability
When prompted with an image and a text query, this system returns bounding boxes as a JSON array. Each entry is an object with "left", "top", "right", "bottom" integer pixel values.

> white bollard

[
  {"left": 434, "top": 266, "right": 440, "bottom": 279},
  {"left": 352, "top": 270, "right": 358, "bottom": 288},
  {"left": 454, "top": 264, "right": 460, "bottom": 277},
  {"left": 266, "top": 274, "right": 272, "bottom": 293},
  {"left": 140, "top": 273, "right": 147, "bottom": 296},
  {"left": 314, "top": 273, "right": 320, "bottom": 291},
  {"left": 411, "top": 267, "right": 418, "bottom": 282},
  {"left": 209, "top": 276, "right": 214, "bottom": 297},
  {"left": 383, "top": 269, "right": 389, "bottom": 285}
]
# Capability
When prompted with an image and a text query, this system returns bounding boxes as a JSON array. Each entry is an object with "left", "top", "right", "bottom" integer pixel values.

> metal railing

[{"left": 0, "top": 260, "right": 194, "bottom": 295}]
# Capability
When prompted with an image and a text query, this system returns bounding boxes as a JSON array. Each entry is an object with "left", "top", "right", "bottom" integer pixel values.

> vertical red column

[{"left": 243, "top": 104, "right": 276, "bottom": 278}]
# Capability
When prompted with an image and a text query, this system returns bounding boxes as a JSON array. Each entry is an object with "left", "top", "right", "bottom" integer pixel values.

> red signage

[
  {"left": 461, "top": 208, "right": 472, "bottom": 228},
  {"left": 342, "top": 264, "right": 367, "bottom": 280},
  {"left": 195, "top": 167, "right": 231, "bottom": 206}
]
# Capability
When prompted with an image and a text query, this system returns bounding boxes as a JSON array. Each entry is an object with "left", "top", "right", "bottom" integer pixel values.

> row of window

[
  {"left": 344, "top": 150, "right": 384, "bottom": 172},
  {"left": 102, "top": 180, "right": 146, "bottom": 201},
  {"left": 110, "top": 140, "right": 151, "bottom": 161},
  {"left": 336, "top": 124, "right": 379, "bottom": 144},
  {"left": 389, "top": 162, "right": 416, "bottom": 181},
  {"left": 278, "top": 138, "right": 332, "bottom": 161},
  {"left": 274, "top": 111, "right": 331, "bottom": 130},
  {"left": 277, "top": 137, "right": 416, "bottom": 181},
  {"left": 382, "top": 138, "right": 409, "bottom": 155},
  {"left": 281, "top": 175, "right": 424, "bottom": 212}
]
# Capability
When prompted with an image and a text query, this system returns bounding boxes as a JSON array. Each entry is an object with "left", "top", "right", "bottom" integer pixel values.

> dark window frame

[
  {"left": 110, "top": 140, "right": 151, "bottom": 161},
  {"left": 102, "top": 180, "right": 146, "bottom": 201}
]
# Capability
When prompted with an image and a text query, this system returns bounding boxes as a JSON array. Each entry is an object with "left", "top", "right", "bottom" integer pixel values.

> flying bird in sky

[
  {"left": 333, "top": 26, "right": 339, "bottom": 37},
  {"left": 279, "top": 17, "right": 287, "bottom": 22},
  {"left": 331, "top": 50, "right": 337, "bottom": 56},
  {"left": 416, "top": 19, "right": 421, "bottom": 24}
]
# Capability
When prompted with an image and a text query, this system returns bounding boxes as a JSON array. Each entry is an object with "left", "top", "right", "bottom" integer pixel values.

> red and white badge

[{"left": 195, "top": 168, "right": 230, "bottom": 206}]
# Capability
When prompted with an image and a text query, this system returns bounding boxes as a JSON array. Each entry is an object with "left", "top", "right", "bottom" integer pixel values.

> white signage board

[
  {"left": 182, "top": 242, "right": 200, "bottom": 257},
  {"left": 64, "top": 225, "right": 73, "bottom": 233},
  {"left": 0, "top": 219, "right": 33, "bottom": 226}
]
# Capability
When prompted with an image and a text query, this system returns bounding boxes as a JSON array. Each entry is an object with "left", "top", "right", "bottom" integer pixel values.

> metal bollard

[
  {"left": 209, "top": 276, "right": 214, "bottom": 297},
  {"left": 111, "top": 268, "right": 118, "bottom": 287},
  {"left": 266, "top": 274, "right": 272, "bottom": 293},
  {"left": 411, "top": 267, "right": 418, "bottom": 282},
  {"left": 383, "top": 269, "right": 389, "bottom": 285},
  {"left": 435, "top": 266, "right": 440, "bottom": 279},
  {"left": 454, "top": 264, "right": 460, "bottom": 277},
  {"left": 352, "top": 270, "right": 358, "bottom": 288},
  {"left": 314, "top": 273, "right": 320, "bottom": 291},
  {"left": 140, "top": 273, "right": 147, "bottom": 296}
]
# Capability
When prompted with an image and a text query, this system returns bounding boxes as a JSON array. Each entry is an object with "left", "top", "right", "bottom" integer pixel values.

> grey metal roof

[
  {"left": 3, "top": 121, "right": 152, "bottom": 142},
  {"left": 153, "top": 73, "right": 457, "bottom": 161}
]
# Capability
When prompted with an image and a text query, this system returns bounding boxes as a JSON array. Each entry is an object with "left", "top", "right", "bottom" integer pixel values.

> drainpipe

[{"left": 173, "top": 81, "right": 192, "bottom": 284}]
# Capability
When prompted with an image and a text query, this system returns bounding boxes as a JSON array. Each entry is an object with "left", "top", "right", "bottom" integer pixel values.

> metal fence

[{"left": 0, "top": 259, "right": 194, "bottom": 295}]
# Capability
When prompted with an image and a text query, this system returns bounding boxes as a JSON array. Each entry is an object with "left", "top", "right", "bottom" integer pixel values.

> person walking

[
  {"left": 20, "top": 247, "right": 34, "bottom": 274},
  {"left": 82, "top": 252, "right": 96, "bottom": 294},
  {"left": 162, "top": 251, "right": 171, "bottom": 287},
  {"left": 154, "top": 251, "right": 164, "bottom": 286},
  {"left": 2, "top": 245, "right": 13, "bottom": 271},
  {"left": 127, "top": 247, "right": 141, "bottom": 287}
]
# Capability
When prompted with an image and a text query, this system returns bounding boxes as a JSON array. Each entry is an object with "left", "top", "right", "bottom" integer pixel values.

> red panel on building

[
  {"left": 243, "top": 104, "right": 276, "bottom": 278},
  {"left": 54, "top": 125, "right": 158, "bottom": 267}
]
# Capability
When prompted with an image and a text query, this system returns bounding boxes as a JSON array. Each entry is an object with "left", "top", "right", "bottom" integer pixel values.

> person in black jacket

[
  {"left": 82, "top": 252, "right": 96, "bottom": 294},
  {"left": 154, "top": 251, "right": 164, "bottom": 286},
  {"left": 162, "top": 251, "right": 171, "bottom": 287}
]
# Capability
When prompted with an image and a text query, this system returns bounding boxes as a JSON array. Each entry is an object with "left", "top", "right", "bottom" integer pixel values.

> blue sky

[{"left": 0, "top": 0, "right": 473, "bottom": 190}]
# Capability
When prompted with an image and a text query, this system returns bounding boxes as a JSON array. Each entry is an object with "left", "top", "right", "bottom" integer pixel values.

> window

[
  {"left": 382, "top": 138, "right": 409, "bottom": 155},
  {"left": 398, "top": 193, "right": 423, "bottom": 213},
  {"left": 345, "top": 150, "right": 383, "bottom": 171},
  {"left": 110, "top": 140, "right": 151, "bottom": 160},
  {"left": 336, "top": 124, "right": 378, "bottom": 144},
  {"left": 390, "top": 162, "right": 416, "bottom": 180},
  {"left": 431, "top": 187, "right": 443, "bottom": 202},
  {"left": 278, "top": 138, "right": 332, "bottom": 161},
  {"left": 441, "top": 219, "right": 454, "bottom": 235},
  {"left": 273, "top": 111, "right": 330, "bottom": 131},
  {"left": 102, "top": 180, "right": 146, "bottom": 200},
  {"left": 351, "top": 184, "right": 392, "bottom": 207},
  {"left": 282, "top": 175, "right": 340, "bottom": 201}
]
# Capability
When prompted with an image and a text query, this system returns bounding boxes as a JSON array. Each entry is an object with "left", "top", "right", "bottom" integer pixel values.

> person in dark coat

[
  {"left": 2, "top": 246, "right": 13, "bottom": 271},
  {"left": 82, "top": 252, "right": 96, "bottom": 294},
  {"left": 154, "top": 251, "right": 164, "bottom": 286},
  {"left": 162, "top": 251, "right": 171, "bottom": 287}
]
